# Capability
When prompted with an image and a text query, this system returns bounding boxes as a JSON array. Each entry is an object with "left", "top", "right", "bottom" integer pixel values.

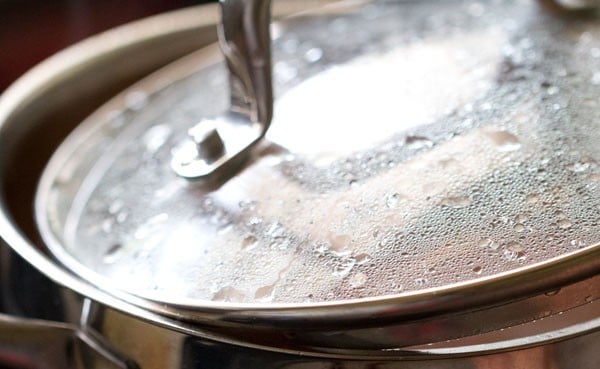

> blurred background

[{"left": 0, "top": 0, "right": 214, "bottom": 92}]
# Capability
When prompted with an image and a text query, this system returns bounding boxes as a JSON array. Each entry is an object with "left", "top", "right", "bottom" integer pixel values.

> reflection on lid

[{"left": 39, "top": 0, "right": 600, "bottom": 304}]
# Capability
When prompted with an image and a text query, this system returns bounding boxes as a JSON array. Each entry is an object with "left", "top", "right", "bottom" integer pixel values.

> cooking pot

[{"left": 1, "top": 0, "right": 600, "bottom": 368}]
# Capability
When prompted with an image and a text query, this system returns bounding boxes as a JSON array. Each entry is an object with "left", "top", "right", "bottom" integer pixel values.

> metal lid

[{"left": 36, "top": 0, "right": 600, "bottom": 308}]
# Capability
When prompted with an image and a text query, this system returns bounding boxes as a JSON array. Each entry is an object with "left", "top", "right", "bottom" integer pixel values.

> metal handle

[
  {"left": 171, "top": 0, "right": 272, "bottom": 180},
  {"left": 0, "top": 313, "right": 136, "bottom": 369},
  {"left": 172, "top": 0, "right": 598, "bottom": 180},
  {"left": 220, "top": 0, "right": 273, "bottom": 125}
]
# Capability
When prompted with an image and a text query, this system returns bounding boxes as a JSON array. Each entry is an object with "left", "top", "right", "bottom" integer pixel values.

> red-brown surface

[{"left": 0, "top": 0, "right": 207, "bottom": 92}]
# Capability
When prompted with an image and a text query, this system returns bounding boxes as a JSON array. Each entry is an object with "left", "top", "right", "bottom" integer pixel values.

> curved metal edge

[
  {"left": 1, "top": 0, "right": 600, "bottom": 360},
  {"left": 0, "top": 0, "right": 288, "bottom": 354},
  {"left": 0, "top": 0, "right": 419, "bottom": 360},
  {"left": 30, "top": 8, "right": 600, "bottom": 328},
  {"left": 0, "top": 5, "right": 219, "bottom": 126}
]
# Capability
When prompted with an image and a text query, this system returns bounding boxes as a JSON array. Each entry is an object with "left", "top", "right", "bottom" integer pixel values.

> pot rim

[
  {"left": 2, "top": 1, "right": 600, "bottom": 357},
  {"left": 28, "top": 0, "right": 600, "bottom": 321}
]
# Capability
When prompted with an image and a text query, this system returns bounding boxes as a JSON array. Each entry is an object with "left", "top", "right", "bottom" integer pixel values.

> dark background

[{"left": 0, "top": 0, "right": 214, "bottom": 92}]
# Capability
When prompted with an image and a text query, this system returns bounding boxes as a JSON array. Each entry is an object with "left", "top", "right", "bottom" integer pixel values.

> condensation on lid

[{"left": 36, "top": 0, "right": 600, "bottom": 305}]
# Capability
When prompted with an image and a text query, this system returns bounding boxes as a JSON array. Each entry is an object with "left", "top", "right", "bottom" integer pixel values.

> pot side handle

[{"left": 0, "top": 310, "right": 137, "bottom": 369}]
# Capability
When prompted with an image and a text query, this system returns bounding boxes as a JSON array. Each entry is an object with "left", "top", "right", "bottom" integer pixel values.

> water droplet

[
  {"left": 304, "top": 47, "right": 323, "bottom": 63},
  {"left": 405, "top": 135, "right": 433, "bottom": 150},
  {"left": 588, "top": 173, "right": 600, "bottom": 182},
  {"left": 115, "top": 211, "right": 128, "bottom": 224},
  {"left": 274, "top": 62, "right": 297, "bottom": 83},
  {"left": 592, "top": 72, "right": 600, "bottom": 85},
  {"left": 502, "top": 241, "right": 526, "bottom": 261},
  {"left": 102, "top": 218, "right": 114, "bottom": 233},
  {"left": 254, "top": 284, "right": 275, "bottom": 301},
  {"left": 472, "top": 265, "right": 483, "bottom": 274},
  {"left": 333, "top": 258, "right": 356, "bottom": 277},
  {"left": 238, "top": 200, "right": 257, "bottom": 211},
  {"left": 478, "top": 237, "right": 499, "bottom": 250},
  {"left": 266, "top": 221, "right": 285, "bottom": 238},
  {"left": 545, "top": 289, "right": 560, "bottom": 296},
  {"left": 515, "top": 213, "right": 529, "bottom": 223},
  {"left": 270, "top": 238, "right": 291, "bottom": 250},
  {"left": 484, "top": 129, "right": 521, "bottom": 152},
  {"left": 313, "top": 242, "right": 329, "bottom": 256},
  {"left": 513, "top": 223, "right": 526, "bottom": 232},
  {"left": 103, "top": 243, "right": 123, "bottom": 264},
  {"left": 414, "top": 277, "right": 428, "bottom": 286},
  {"left": 108, "top": 199, "right": 124, "bottom": 214},
  {"left": 546, "top": 86, "right": 559, "bottom": 95},
  {"left": 557, "top": 219, "right": 572, "bottom": 229},
  {"left": 386, "top": 193, "right": 402, "bottom": 208},
  {"left": 125, "top": 90, "right": 148, "bottom": 111},
  {"left": 379, "top": 234, "right": 396, "bottom": 249},
  {"left": 248, "top": 217, "right": 263, "bottom": 227},
  {"left": 212, "top": 286, "right": 245, "bottom": 302},
  {"left": 349, "top": 272, "right": 367, "bottom": 288},
  {"left": 526, "top": 193, "right": 539, "bottom": 204},
  {"left": 143, "top": 125, "right": 172, "bottom": 153},
  {"left": 570, "top": 238, "right": 586, "bottom": 248},
  {"left": 354, "top": 253, "right": 372, "bottom": 265},
  {"left": 134, "top": 213, "right": 168, "bottom": 239},
  {"left": 569, "top": 162, "right": 592, "bottom": 173},
  {"left": 440, "top": 196, "right": 471, "bottom": 208},
  {"left": 242, "top": 234, "right": 258, "bottom": 250}
]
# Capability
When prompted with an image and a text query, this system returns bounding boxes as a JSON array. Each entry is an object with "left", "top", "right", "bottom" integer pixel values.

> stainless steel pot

[{"left": 1, "top": 1, "right": 600, "bottom": 368}]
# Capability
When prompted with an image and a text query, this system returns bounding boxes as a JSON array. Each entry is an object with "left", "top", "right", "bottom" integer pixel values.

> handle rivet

[
  {"left": 171, "top": 0, "right": 273, "bottom": 180},
  {"left": 189, "top": 121, "right": 225, "bottom": 163}
]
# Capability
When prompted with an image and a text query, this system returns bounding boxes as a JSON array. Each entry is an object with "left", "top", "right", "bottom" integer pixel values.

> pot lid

[{"left": 36, "top": 0, "right": 600, "bottom": 307}]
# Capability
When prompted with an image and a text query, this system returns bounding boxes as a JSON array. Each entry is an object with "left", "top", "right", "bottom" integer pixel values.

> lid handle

[
  {"left": 171, "top": 0, "right": 596, "bottom": 180},
  {"left": 171, "top": 0, "right": 272, "bottom": 180},
  {"left": 220, "top": 0, "right": 273, "bottom": 125}
]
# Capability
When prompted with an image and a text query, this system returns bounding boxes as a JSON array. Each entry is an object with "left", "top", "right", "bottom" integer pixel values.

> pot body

[
  {"left": 1, "top": 3, "right": 600, "bottom": 369},
  {"left": 2, "top": 245, "right": 600, "bottom": 369}
]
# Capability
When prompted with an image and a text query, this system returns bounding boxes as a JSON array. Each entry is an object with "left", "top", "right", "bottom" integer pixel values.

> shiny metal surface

[
  {"left": 173, "top": 0, "right": 600, "bottom": 180},
  {"left": 2, "top": 246, "right": 600, "bottom": 368},
  {"left": 38, "top": 0, "right": 600, "bottom": 298},
  {"left": 1, "top": 0, "right": 600, "bottom": 366},
  {"left": 76, "top": 300, "right": 600, "bottom": 368},
  {"left": 171, "top": 0, "right": 273, "bottom": 179},
  {"left": 29, "top": 0, "right": 600, "bottom": 354},
  {"left": 0, "top": 313, "right": 134, "bottom": 369},
  {"left": 220, "top": 0, "right": 273, "bottom": 125}
]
